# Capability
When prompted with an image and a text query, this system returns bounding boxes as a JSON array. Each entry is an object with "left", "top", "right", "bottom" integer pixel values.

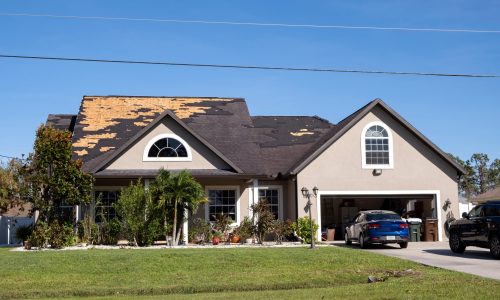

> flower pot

[
  {"left": 231, "top": 235, "right": 240, "bottom": 244},
  {"left": 245, "top": 238, "right": 253, "bottom": 244},
  {"left": 212, "top": 236, "right": 220, "bottom": 245},
  {"left": 24, "top": 241, "right": 31, "bottom": 250}
]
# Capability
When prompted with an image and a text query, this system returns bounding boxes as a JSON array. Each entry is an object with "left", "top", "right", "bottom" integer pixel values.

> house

[
  {"left": 473, "top": 186, "right": 500, "bottom": 204},
  {"left": 46, "top": 96, "right": 465, "bottom": 243}
]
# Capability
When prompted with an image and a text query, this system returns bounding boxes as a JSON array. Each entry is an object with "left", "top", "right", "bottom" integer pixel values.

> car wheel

[
  {"left": 345, "top": 231, "right": 352, "bottom": 245},
  {"left": 359, "top": 234, "right": 368, "bottom": 249},
  {"left": 449, "top": 231, "right": 466, "bottom": 253},
  {"left": 399, "top": 242, "right": 408, "bottom": 249},
  {"left": 489, "top": 235, "right": 500, "bottom": 259}
]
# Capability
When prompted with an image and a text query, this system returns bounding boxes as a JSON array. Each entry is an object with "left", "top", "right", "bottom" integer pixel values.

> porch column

[
  {"left": 252, "top": 179, "right": 259, "bottom": 220},
  {"left": 183, "top": 209, "right": 188, "bottom": 244}
]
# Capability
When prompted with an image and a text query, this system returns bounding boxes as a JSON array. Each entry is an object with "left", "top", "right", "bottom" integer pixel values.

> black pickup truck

[{"left": 448, "top": 201, "right": 500, "bottom": 259}]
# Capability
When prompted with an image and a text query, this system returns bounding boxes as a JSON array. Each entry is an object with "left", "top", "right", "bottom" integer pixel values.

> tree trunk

[
  {"left": 172, "top": 199, "right": 178, "bottom": 245},
  {"left": 164, "top": 216, "right": 168, "bottom": 245}
]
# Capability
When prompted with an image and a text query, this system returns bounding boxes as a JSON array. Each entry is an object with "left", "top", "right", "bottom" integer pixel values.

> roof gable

[
  {"left": 91, "top": 109, "right": 242, "bottom": 173},
  {"left": 288, "top": 99, "right": 465, "bottom": 175}
]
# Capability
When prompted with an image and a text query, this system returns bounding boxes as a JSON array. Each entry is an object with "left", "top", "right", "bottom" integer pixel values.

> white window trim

[
  {"left": 205, "top": 185, "right": 241, "bottom": 225},
  {"left": 257, "top": 185, "right": 284, "bottom": 220},
  {"left": 143, "top": 133, "right": 193, "bottom": 162},
  {"left": 361, "top": 121, "right": 394, "bottom": 169}
]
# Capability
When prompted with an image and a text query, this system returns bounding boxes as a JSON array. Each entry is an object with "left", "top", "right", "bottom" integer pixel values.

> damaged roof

[{"left": 46, "top": 96, "right": 464, "bottom": 177}]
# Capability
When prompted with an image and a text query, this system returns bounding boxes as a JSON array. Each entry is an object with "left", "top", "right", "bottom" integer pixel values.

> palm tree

[{"left": 151, "top": 169, "right": 206, "bottom": 245}]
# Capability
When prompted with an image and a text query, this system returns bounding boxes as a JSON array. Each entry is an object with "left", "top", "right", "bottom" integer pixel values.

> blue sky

[{"left": 0, "top": 1, "right": 499, "bottom": 163}]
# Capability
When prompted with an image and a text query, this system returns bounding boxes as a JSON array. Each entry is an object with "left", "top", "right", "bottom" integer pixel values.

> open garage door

[{"left": 317, "top": 190, "right": 442, "bottom": 242}]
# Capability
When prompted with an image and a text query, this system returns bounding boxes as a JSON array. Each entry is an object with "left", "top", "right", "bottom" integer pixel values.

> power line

[
  {"left": 1, "top": 54, "right": 499, "bottom": 79},
  {"left": 0, "top": 154, "right": 24, "bottom": 161},
  {"left": 1, "top": 12, "right": 499, "bottom": 34}
]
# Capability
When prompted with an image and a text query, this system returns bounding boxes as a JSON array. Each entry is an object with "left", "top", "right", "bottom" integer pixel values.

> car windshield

[{"left": 366, "top": 213, "right": 401, "bottom": 221}]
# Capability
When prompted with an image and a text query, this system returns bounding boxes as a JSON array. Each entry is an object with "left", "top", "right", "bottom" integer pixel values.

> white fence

[{"left": 0, "top": 216, "right": 33, "bottom": 245}]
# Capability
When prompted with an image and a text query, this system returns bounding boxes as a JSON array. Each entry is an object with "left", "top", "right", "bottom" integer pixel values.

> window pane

[
  {"left": 168, "top": 138, "right": 181, "bottom": 149},
  {"left": 158, "top": 148, "right": 177, "bottom": 157}
]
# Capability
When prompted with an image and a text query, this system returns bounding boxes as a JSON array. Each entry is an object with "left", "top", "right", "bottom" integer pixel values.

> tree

[
  {"left": 22, "top": 125, "right": 94, "bottom": 223},
  {"left": 250, "top": 199, "right": 275, "bottom": 244},
  {"left": 451, "top": 153, "right": 500, "bottom": 198},
  {"left": 0, "top": 159, "right": 24, "bottom": 215},
  {"left": 150, "top": 169, "right": 206, "bottom": 245}
]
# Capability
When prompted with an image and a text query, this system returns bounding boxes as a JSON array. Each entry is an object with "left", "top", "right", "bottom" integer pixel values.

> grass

[{"left": 0, "top": 245, "right": 499, "bottom": 299}]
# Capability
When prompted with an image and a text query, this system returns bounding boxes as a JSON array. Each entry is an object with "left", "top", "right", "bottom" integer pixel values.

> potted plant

[
  {"left": 15, "top": 224, "right": 33, "bottom": 248},
  {"left": 212, "top": 231, "right": 222, "bottom": 245},
  {"left": 238, "top": 216, "right": 254, "bottom": 244},
  {"left": 212, "top": 213, "right": 232, "bottom": 244},
  {"left": 230, "top": 227, "right": 241, "bottom": 244}
]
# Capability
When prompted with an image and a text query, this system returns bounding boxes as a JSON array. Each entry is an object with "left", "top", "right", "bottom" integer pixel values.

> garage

[{"left": 317, "top": 190, "right": 442, "bottom": 242}]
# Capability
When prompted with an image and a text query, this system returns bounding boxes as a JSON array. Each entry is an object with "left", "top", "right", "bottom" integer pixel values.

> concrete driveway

[{"left": 333, "top": 241, "right": 500, "bottom": 280}]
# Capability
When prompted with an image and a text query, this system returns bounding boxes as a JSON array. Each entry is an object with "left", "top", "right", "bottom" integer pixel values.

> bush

[
  {"left": 116, "top": 180, "right": 162, "bottom": 246},
  {"left": 236, "top": 216, "right": 254, "bottom": 242},
  {"left": 100, "top": 218, "right": 122, "bottom": 245},
  {"left": 48, "top": 221, "right": 76, "bottom": 249},
  {"left": 272, "top": 219, "right": 293, "bottom": 244},
  {"left": 292, "top": 216, "right": 319, "bottom": 244},
  {"left": 190, "top": 218, "right": 212, "bottom": 244},
  {"left": 250, "top": 200, "right": 275, "bottom": 244},
  {"left": 15, "top": 224, "right": 33, "bottom": 243},
  {"left": 28, "top": 221, "right": 50, "bottom": 248},
  {"left": 212, "top": 213, "right": 232, "bottom": 242}
]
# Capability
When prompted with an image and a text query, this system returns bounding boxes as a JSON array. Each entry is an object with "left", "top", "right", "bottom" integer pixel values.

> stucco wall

[
  {"left": 107, "top": 117, "right": 232, "bottom": 170},
  {"left": 296, "top": 106, "right": 460, "bottom": 239}
]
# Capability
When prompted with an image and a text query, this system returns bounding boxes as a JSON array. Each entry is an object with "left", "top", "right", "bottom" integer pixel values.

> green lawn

[{"left": 0, "top": 246, "right": 498, "bottom": 299}]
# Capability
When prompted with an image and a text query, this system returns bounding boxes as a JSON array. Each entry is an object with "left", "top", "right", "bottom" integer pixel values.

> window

[
  {"left": 207, "top": 189, "right": 237, "bottom": 222},
  {"left": 258, "top": 188, "right": 281, "bottom": 219},
  {"left": 361, "top": 121, "right": 393, "bottom": 168},
  {"left": 95, "top": 191, "right": 119, "bottom": 222},
  {"left": 468, "top": 205, "right": 483, "bottom": 218},
  {"left": 143, "top": 134, "right": 192, "bottom": 161}
]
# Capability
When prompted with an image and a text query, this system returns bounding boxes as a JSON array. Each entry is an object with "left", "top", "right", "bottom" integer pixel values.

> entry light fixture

[
  {"left": 313, "top": 186, "right": 319, "bottom": 197},
  {"left": 301, "top": 187, "right": 309, "bottom": 197},
  {"left": 373, "top": 169, "right": 383, "bottom": 176}
]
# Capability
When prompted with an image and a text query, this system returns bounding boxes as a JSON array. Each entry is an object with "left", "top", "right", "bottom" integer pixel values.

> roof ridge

[{"left": 83, "top": 95, "right": 245, "bottom": 100}]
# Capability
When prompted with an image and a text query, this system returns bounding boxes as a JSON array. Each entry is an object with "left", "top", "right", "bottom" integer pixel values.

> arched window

[
  {"left": 361, "top": 122, "right": 393, "bottom": 168},
  {"left": 143, "top": 134, "right": 192, "bottom": 161}
]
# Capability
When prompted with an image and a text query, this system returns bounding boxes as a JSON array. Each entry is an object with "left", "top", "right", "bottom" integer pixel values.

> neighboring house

[
  {"left": 46, "top": 96, "right": 464, "bottom": 243},
  {"left": 473, "top": 186, "right": 500, "bottom": 204}
]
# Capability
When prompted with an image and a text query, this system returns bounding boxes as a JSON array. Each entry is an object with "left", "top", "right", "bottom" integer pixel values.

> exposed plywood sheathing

[
  {"left": 73, "top": 96, "right": 234, "bottom": 158},
  {"left": 290, "top": 129, "right": 315, "bottom": 136},
  {"left": 100, "top": 146, "right": 116, "bottom": 152},
  {"left": 74, "top": 149, "right": 88, "bottom": 156}
]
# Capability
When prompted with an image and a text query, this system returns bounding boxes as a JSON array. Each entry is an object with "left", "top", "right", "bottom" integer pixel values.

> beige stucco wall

[
  {"left": 107, "top": 117, "right": 231, "bottom": 170},
  {"left": 296, "top": 106, "right": 460, "bottom": 240}
]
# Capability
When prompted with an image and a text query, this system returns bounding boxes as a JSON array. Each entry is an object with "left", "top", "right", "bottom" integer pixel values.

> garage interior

[{"left": 320, "top": 194, "right": 439, "bottom": 242}]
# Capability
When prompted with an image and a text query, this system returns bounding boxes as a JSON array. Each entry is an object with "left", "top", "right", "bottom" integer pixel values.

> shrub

[
  {"left": 48, "top": 221, "right": 76, "bottom": 249},
  {"left": 28, "top": 221, "right": 50, "bottom": 248},
  {"left": 272, "top": 219, "right": 293, "bottom": 244},
  {"left": 15, "top": 224, "right": 33, "bottom": 243},
  {"left": 190, "top": 218, "right": 212, "bottom": 244},
  {"left": 212, "top": 213, "right": 232, "bottom": 242},
  {"left": 250, "top": 199, "right": 275, "bottom": 244},
  {"left": 100, "top": 218, "right": 122, "bottom": 245},
  {"left": 116, "top": 180, "right": 162, "bottom": 246},
  {"left": 237, "top": 216, "right": 254, "bottom": 242},
  {"left": 292, "top": 216, "right": 319, "bottom": 244}
]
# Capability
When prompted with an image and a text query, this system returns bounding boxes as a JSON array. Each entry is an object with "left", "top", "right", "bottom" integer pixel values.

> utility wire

[
  {"left": 1, "top": 54, "right": 499, "bottom": 78},
  {"left": 1, "top": 12, "right": 499, "bottom": 34},
  {"left": 0, "top": 154, "right": 24, "bottom": 161}
]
